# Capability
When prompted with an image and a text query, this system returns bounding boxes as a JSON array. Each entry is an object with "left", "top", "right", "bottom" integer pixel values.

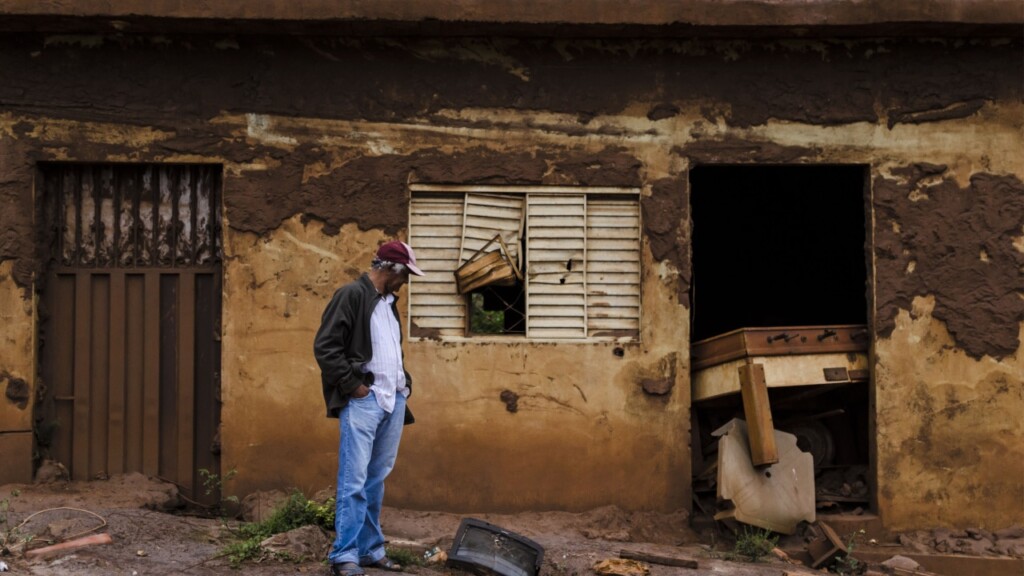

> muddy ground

[{"left": 0, "top": 473, "right": 1017, "bottom": 576}]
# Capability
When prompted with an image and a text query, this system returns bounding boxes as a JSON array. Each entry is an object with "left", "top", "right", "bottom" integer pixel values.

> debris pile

[{"left": 896, "top": 525, "right": 1024, "bottom": 558}]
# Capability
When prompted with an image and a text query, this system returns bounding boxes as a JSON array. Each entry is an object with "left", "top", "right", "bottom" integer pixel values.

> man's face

[{"left": 384, "top": 267, "right": 410, "bottom": 294}]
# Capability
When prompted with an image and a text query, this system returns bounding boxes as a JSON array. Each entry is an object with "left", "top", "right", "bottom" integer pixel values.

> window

[{"left": 408, "top": 185, "right": 641, "bottom": 341}]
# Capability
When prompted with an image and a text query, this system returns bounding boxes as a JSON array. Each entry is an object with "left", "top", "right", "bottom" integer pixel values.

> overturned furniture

[{"left": 691, "top": 325, "right": 872, "bottom": 519}]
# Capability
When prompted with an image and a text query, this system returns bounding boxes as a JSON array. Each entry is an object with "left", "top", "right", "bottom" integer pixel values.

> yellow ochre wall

[{"left": 0, "top": 33, "right": 1020, "bottom": 531}]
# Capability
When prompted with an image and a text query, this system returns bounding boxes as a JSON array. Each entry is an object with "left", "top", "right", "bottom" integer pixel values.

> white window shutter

[
  {"left": 586, "top": 198, "right": 641, "bottom": 338},
  {"left": 526, "top": 194, "right": 587, "bottom": 339},
  {"left": 459, "top": 194, "right": 524, "bottom": 269},
  {"left": 409, "top": 196, "right": 466, "bottom": 336}
]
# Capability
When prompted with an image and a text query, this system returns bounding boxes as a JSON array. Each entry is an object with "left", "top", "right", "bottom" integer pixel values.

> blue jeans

[{"left": 329, "top": 392, "right": 406, "bottom": 565}]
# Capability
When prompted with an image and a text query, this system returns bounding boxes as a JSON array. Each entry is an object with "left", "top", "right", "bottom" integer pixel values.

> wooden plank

[
  {"left": 691, "top": 324, "right": 870, "bottom": 370},
  {"left": 107, "top": 271, "right": 126, "bottom": 475},
  {"left": 619, "top": 550, "right": 698, "bottom": 569},
  {"left": 142, "top": 272, "right": 160, "bottom": 476},
  {"left": 738, "top": 362, "right": 778, "bottom": 467},
  {"left": 177, "top": 271, "right": 196, "bottom": 492}
]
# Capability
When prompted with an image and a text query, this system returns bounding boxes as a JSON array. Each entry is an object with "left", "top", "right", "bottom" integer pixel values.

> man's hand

[{"left": 352, "top": 384, "right": 371, "bottom": 398}]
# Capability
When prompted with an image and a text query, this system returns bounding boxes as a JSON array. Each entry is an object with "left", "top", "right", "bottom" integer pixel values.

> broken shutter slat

[
  {"left": 527, "top": 194, "right": 586, "bottom": 339},
  {"left": 460, "top": 194, "right": 524, "bottom": 267}
]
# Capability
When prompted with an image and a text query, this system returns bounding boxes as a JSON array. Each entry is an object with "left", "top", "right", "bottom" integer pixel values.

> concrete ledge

[{"left": 850, "top": 550, "right": 1024, "bottom": 576}]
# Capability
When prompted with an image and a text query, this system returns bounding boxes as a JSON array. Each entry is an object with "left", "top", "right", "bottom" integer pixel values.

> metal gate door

[{"left": 39, "top": 164, "right": 222, "bottom": 503}]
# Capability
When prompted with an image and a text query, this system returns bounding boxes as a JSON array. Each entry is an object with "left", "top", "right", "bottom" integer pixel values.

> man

[{"left": 314, "top": 240, "right": 424, "bottom": 576}]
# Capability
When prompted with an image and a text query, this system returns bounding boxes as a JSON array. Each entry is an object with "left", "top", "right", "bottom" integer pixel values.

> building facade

[{"left": 0, "top": 1, "right": 1021, "bottom": 532}]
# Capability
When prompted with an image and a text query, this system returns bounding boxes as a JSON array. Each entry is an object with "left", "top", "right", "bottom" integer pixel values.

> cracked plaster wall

[{"left": 0, "top": 33, "right": 1021, "bottom": 523}]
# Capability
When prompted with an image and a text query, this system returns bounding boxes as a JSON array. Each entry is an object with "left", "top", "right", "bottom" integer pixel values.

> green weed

[
  {"left": 831, "top": 529, "right": 866, "bottom": 575},
  {"left": 221, "top": 490, "right": 335, "bottom": 567},
  {"left": 732, "top": 526, "right": 778, "bottom": 563},
  {"left": 0, "top": 489, "right": 32, "bottom": 556},
  {"left": 384, "top": 545, "right": 425, "bottom": 568}
]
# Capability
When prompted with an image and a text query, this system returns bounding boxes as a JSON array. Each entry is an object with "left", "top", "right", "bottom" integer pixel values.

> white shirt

[{"left": 363, "top": 293, "right": 409, "bottom": 413}]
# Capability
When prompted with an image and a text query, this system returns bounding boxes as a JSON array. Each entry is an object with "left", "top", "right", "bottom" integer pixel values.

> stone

[
  {"left": 881, "top": 555, "right": 921, "bottom": 571},
  {"left": 260, "top": 525, "right": 330, "bottom": 561},
  {"left": 240, "top": 489, "right": 289, "bottom": 523}
]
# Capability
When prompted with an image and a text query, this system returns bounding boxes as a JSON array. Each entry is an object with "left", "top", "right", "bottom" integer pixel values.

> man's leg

[
  {"left": 357, "top": 394, "right": 406, "bottom": 566},
  {"left": 328, "top": 395, "right": 384, "bottom": 566}
]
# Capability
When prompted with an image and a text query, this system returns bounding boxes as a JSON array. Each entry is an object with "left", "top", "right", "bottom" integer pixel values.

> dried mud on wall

[
  {"left": 871, "top": 163, "right": 1024, "bottom": 530},
  {"left": 874, "top": 166, "right": 1024, "bottom": 359},
  {"left": 0, "top": 32, "right": 1022, "bottom": 516},
  {"left": 2, "top": 34, "right": 1020, "bottom": 278},
  {"left": 874, "top": 298, "right": 1024, "bottom": 530}
]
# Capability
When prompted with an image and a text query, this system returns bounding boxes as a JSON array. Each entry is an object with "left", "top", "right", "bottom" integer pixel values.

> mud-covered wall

[{"left": 0, "top": 32, "right": 1021, "bottom": 525}]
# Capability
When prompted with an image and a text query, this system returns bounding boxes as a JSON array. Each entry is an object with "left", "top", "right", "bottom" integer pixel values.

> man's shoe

[
  {"left": 330, "top": 561, "right": 366, "bottom": 576},
  {"left": 362, "top": 557, "right": 403, "bottom": 572}
]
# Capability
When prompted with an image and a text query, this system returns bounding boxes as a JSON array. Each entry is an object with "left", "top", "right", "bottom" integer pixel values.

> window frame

[{"left": 408, "top": 184, "right": 642, "bottom": 343}]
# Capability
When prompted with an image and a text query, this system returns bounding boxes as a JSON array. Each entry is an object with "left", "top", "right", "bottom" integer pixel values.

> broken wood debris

[
  {"left": 807, "top": 521, "right": 846, "bottom": 569},
  {"left": 618, "top": 549, "right": 698, "bottom": 569}
]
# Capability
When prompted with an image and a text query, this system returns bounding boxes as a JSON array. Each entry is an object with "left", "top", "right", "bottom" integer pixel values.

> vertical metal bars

[{"left": 39, "top": 163, "right": 223, "bottom": 505}]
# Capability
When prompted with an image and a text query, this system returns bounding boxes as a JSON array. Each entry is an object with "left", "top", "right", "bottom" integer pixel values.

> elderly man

[{"left": 314, "top": 240, "right": 424, "bottom": 576}]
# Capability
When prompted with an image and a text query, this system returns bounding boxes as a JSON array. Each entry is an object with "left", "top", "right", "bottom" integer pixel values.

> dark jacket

[{"left": 313, "top": 274, "right": 414, "bottom": 424}]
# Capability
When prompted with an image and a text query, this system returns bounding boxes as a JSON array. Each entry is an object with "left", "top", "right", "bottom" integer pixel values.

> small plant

[
  {"left": 199, "top": 468, "right": 239, "bottom": 501},
  {"left": 0, "top": 489, "right": 30, "bottom": 556},
  {"left": 221, "top": 490, "right": 335, "bottom": 567},
  {"left": 384, "top": 545, "right": 424, "bottom": 568},
  {"left": 198, "top": 468, "right": 240, "bottom": 518},
  {"left": 832, "top": 529, "right": 866, "bottom": 575},
  {"left": 732, "top": 526, "right": 778, "bottom": 563}
]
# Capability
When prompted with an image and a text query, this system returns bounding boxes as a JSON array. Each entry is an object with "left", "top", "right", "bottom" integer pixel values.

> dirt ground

[
  {"left": 0, "top": 473, "right": 812, "bottom": 576},
  {"left": 0, "top": 473, "right": 1017, "bottom": 576}
]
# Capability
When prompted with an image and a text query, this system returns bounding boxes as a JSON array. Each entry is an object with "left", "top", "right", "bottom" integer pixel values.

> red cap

[{"left": 376, "top": 241, "right": 424, "bottom": 276}]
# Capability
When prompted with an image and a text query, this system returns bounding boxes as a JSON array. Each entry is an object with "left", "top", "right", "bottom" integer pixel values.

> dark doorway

[
  {"left": 688, "top": 165, "right": 873, "bottom": 520},
  {"left": 689, "top": 165, "right": 868, "bottom": 342}
]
